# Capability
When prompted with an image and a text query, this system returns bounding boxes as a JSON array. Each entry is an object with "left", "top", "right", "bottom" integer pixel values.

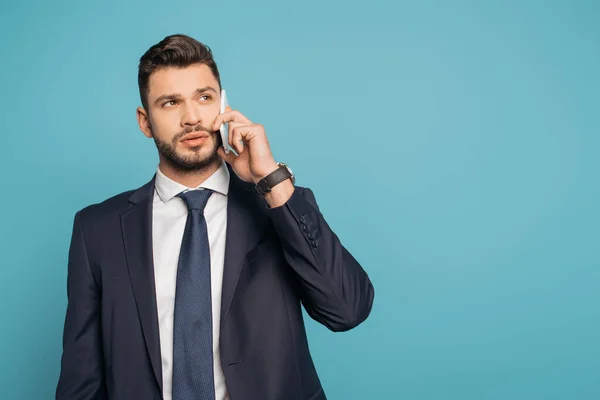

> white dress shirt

[{"left": 152, "top": 161, "right": 230, "bottom": 400}]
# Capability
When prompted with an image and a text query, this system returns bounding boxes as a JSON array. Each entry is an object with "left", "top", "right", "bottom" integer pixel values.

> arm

[
  {"left": 268, "top": 187, "right": 375, "bottom": 332},
  {"left": 56, "top": 211, "right": 106, "bottom": 399},
  {"left": 211, "top": 108, "right": 374, "bottom": 331}
]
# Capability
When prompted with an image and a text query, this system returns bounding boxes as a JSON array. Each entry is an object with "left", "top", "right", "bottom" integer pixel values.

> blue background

[{"left": 1, "top": 0, "right": 599, "bottom": 398}]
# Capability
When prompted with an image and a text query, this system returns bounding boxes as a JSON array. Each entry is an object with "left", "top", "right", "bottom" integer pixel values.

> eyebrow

[{"left": 153, "top": 86, "right": 218, "bottom": 106}]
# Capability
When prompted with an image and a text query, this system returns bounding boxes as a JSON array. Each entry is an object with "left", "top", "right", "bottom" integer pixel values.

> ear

[{"left": 137, "top": 106, "right": 153, "bottom": 138}]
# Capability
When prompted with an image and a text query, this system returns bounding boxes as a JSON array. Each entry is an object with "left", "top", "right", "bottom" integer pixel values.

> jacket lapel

[
  {"left": 117, "top": 167, "right": 269, "bottom": 392},
  {"left": 220, "top": 167, "right": 270, "bottom": 328},
  {"left": 119, "top": 176, "right": 163, "bottom": 392}
]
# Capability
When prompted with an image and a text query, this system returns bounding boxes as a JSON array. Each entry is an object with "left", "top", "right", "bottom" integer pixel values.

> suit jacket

[{"left": 56, "top": 167, "right": 375, "bottom": 400}]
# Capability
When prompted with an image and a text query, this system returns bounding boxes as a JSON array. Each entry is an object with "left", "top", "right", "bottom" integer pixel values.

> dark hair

[{"left": 138, "top": 34, "right": 222, "bottom": 110}]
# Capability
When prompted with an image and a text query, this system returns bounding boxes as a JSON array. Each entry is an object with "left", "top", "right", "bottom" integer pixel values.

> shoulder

[
  {"left": 78, "top": 190, "right": 135, "bottom": 218},
  {"left": 76, "top": 177, "right": 155, "bottom": 227}
]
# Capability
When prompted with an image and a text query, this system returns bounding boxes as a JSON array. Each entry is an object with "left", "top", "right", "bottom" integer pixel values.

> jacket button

[
  {"left": 302, "top": 224, "right": 309, "bottom": 233},
  {"left": 299, "top": 215, "right": 306, "bottom": 223},
  {"left": 308, "top": 232, "right": 315, "bottom": 239},
  {"left": 312, "top": 240, "right": 319, "bottom": 248}
]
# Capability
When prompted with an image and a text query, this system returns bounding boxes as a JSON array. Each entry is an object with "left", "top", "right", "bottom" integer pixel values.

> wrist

[
  {"left": 255, "top": 162, "right": 295, "bottom": 201},
  {"left": 264, "top": 180, "right": 295, "bottom": 208},
  {"left": 254, "top": 161, "right": 279, "bottom": 184}
]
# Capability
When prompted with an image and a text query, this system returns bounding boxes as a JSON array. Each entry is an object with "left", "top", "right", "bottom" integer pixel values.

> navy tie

[{"left": 172, "top": 189, "right": 215, "bottom": 400}]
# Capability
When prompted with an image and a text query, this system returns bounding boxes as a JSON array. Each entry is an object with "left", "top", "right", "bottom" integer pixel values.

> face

[{"left": 137, "top": 64, "right": 221, "bottom": 172}]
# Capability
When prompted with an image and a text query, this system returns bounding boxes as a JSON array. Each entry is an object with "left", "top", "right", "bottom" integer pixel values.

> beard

[{"left": 151, "top": 123, "right": 221, "bottom": 173}]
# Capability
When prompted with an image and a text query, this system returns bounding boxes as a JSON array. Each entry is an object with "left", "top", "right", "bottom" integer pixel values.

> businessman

[{"left": 56, "top": 34, "right": 374, "bottom": 400}]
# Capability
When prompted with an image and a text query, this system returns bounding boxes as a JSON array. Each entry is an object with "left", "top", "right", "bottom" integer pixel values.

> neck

[{"left": 158, "top": 157, "right": 221, "bottom": 188}]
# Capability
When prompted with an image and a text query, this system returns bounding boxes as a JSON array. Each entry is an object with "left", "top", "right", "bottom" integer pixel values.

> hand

[{"left": 212, "top": 106, "right": 279, "bottom": 184}]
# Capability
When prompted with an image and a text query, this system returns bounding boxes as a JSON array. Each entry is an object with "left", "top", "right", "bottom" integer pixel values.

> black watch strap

[{"left": 256, "top": 163, "right": 293, "bottom": 197}]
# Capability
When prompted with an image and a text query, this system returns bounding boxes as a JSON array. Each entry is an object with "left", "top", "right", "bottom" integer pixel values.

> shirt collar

[{"left": 154, "top": 160, "right": 230, "bottom": 203}]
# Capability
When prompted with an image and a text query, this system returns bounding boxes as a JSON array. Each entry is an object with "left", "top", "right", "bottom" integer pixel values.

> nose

[{"left": 181, "top": 102, "right": 202, "bottom": 126}]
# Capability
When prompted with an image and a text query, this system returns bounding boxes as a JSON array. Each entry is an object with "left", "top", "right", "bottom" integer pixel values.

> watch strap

[{"left": 256, "top": 164, "right": 292, "bottom": 196}]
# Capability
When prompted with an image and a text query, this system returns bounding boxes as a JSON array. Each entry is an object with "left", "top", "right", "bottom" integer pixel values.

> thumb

[{"left": 217, "top": 147, "right": 236, "bottom": 164}]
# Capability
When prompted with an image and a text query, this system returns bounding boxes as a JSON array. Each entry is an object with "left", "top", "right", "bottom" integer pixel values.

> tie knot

[{"left": 177, "top": 189, "right": 213, "bottom": 211}]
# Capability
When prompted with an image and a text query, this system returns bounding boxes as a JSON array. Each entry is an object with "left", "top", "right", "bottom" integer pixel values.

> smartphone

[{"left": 219, "top": 89, "right": 230, "bottom": 154}]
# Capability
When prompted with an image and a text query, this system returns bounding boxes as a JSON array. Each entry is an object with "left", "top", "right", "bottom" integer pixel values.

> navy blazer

[{"left": 56, "top": 167, "right": 374, "bottom": 400}]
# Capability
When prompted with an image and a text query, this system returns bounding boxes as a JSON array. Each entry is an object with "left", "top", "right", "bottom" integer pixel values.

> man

[{"left": 56, "top": 34, "right": 374, "bottom": 400}]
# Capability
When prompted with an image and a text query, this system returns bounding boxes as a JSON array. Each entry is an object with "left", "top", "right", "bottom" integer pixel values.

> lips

[{"left": 181, "top": 132, "right": 209, "bottom": 142}]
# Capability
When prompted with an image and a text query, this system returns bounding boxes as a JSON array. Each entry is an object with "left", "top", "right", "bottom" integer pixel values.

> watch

[{"left": 255, "top": 162, "right": 295, "bottom": 197}]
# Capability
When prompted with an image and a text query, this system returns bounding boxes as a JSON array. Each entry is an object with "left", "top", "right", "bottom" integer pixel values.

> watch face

[
  {"left": 279, "top": 163, "right": 294, "bottom": 183},
  {"left": 286, "top": 166, "right": 295, "bottom": 184}
]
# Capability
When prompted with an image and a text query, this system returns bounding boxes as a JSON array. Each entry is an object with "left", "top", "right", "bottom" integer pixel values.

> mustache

[{"left": 173, "top": 124, "right": 217, "bottom": 143}]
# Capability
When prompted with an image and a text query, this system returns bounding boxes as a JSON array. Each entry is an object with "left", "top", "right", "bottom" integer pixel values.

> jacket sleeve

[
  {"left": 56, "top": 211, "right": 106, "bottom": 399},
  {"left": 268, "top": 187, "right": 375, "bottom": 332}
]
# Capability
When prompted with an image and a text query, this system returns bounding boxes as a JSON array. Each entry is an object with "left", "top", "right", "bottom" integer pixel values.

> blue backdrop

[{"left": 1, "top": 0, "right": 598, "bottom": 399}]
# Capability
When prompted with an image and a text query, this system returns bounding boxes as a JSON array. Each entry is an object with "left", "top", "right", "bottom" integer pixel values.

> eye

[
  {"left": 199, "top": 95, "right": 212, "bottom": 101},
  {"left": 162, "top": 100, "right": 177, "bottom": 108}
]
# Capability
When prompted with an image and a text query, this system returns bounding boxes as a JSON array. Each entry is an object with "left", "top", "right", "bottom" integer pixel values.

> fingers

[
  {"left": 212, "top": 108, "right": 252, "bottom": 131},
  {"left": 227, "top": 121, "right": 250, "bottom": 154},
  {"left": 217, "top": 147, "right": 237, "bottom": 164}
]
